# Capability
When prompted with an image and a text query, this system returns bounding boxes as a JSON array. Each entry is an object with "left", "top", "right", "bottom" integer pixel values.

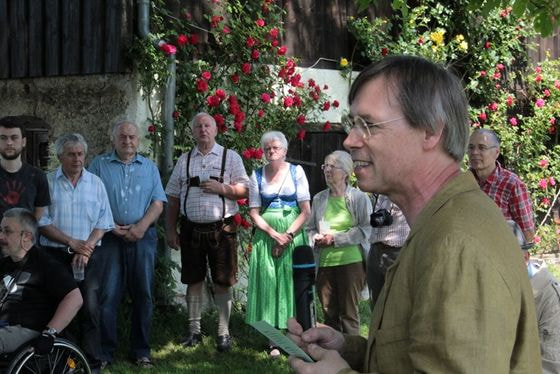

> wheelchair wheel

[{"left": 6, "top": 338, "right": 92, "bottom": 374}]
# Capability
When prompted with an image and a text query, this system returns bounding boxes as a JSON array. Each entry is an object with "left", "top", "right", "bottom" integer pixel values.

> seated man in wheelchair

[{"left": 0, "top": 208, "right": 83, "bottom": 355}]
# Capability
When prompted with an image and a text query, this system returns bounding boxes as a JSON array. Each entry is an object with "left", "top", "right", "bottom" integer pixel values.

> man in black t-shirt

[
  {"left": 0, "top": 208, "right": 82, "bottom": 353},
  {"left": 0, "top": 117, "right": 51, "bottom": 221}
]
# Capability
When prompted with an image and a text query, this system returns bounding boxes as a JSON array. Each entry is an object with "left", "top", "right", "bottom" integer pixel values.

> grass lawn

[{"left": 103, "top": 300, "right": 371, "bottom": 373}]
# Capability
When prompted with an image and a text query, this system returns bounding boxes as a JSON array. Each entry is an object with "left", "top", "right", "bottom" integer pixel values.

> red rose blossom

[
  {"left": 242, "top": 63, "right": 252, "bottom": 75},
  {"left": 484, "top": 41, "right": 491, "bottom": 49},
  {"left": 233, "top": 213, "right": 242, "bottom": 225},
  {"left": 177, "top": 34, "right": 188, "bottom": 47},
  {"left": 246, "top": 37, "right": 256, "bottom": 47},
  {"left": 322, "top": 101, "right": 331, "bottom": 111},
  {"left": 213, "top": 114, "right": 225, "bottom": 126},
  {"left": 256, "top": 19, "right": 265, "bottom": 27},
  {"left": 230, "top": 74, "right": 240, "bottom": 84},
  {"left": 323, "top": 121, "right": 331, "bottom": 132},
  {"left": 201, "top": 71, "right": 212, "bottom": 81},
  {"left": 160, "top": 43, "right": 177, "bottom": 55},
  {"left": 172, "top": 110, "right": 180, "bottom": 119},
  {"left": 277, "top": 46, "right": 287, "bottom": 55},
  {"left": 215, "top": 89, "right": 226, "bottom": 100},
  {"left": 297, "top": 129, "right": 306, "bottom": 140},
  {"left": 297, "top": 115, "right": 305, "bottom": 125},
  {"left": 269, "top": 28, "right": 279, "bottom": 39},
  {"left": 207, "top": 95, "right": 221, "bottom": 107},
  {"left": 189, "top": 34, "right": 199, "bottom": 45},
  {"left": 381, "top": 47, "right": 388, "bottom": 56},
  {"left": 332, "top": 100, "right": 340, "bottom": 108},
  {"left": 147, "top": 124, "right": 156, "bottom": 133},
  {"left": 251, "top": 49, "right": 260, "bottom": 60},
  {"left": 196, "top": 79, "right": 208, "bottom": 92}
]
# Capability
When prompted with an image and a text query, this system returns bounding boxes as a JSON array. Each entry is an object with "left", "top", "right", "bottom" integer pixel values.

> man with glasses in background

[
  {"left": 287, "top": 55, "right": 540, "bottom": 373},
  {"left": 0, "top": 208, "right": 82, "bottom": 354},
  {"left": 468, "top": 128, "right": 535, "bottom": 242}
]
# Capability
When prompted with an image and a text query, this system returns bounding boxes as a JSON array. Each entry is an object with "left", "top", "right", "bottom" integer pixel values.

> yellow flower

[
  {"left": 340, "top": 58, "right": 349, "bottom": 67},
  {"left": 430, "top": 30, "right": 445, "bottom": 46},
  {"left": 455, "top": 34, "right": 465, "bottom": 42},
  {"left": 458, "top": 41, "right": 468, "bottom": 52}
]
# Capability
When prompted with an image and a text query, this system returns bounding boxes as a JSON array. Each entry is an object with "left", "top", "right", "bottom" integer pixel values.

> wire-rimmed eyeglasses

[{"left": 341, "top": 114, "right": 404, "bottom": 139}]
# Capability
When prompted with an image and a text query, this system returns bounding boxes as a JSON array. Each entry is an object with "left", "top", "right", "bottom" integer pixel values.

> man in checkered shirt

[
  {"left": 468, "top": 128, "right": 535, "bottom": 242},
  {"left": 165, "top": 112, "right": 249, "bottom": 353}
]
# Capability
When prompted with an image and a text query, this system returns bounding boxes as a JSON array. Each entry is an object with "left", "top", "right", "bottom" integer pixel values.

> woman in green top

[{"left": 308, "top": 150, "right": 372, "bottom": 335}]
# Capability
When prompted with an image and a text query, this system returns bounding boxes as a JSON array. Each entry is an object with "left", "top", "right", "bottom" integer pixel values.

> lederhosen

[{"left": 179, "top": 148, "right": 238, "bottom": 286}]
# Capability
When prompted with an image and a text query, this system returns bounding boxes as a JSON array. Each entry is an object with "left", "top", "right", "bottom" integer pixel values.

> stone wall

[{"left": 0, "top": 73, "right": 150, "bottom": 165}]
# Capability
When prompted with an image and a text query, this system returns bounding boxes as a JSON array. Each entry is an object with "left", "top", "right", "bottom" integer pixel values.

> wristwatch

[{"left": 44, "top": 327, "right": 58, "bottom": 336}]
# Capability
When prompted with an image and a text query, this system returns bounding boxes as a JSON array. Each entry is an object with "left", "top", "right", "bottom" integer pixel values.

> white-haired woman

[
  {"left": 245, "top": 131, "right": 310, "bottom": 349},
  {"left": 308, "top": 150, "right": 372, "bottom": 335}
]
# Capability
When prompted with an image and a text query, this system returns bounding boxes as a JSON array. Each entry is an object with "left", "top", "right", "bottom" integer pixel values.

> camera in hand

[{"left": 370, "top": 208, "right": 393, "bottom": 227}]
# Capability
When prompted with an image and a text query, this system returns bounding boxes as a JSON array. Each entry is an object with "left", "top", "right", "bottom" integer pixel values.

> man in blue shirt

[{"left": 89, "top": 121, "right": 166, "bottom": 369}]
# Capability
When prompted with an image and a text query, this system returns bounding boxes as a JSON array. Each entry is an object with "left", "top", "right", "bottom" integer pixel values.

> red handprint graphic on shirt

[{"left": 1, "top": 180, "right": 26, "bottom": 206}]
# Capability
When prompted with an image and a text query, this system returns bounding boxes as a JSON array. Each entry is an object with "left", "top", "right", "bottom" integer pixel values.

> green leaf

[
  {"left": 534, "top": 13, "right": 554, "bottom": 37},
  {"left": 356, "top": 0, "right": 375, "bottom": 13},
  {"left": 511, "top": 0, "right": 528, "bottom": 17}
]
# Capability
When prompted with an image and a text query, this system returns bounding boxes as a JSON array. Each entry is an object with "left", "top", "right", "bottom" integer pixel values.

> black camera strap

[{"left": 182, "top": 147, "right": 228, "bottom": 219}]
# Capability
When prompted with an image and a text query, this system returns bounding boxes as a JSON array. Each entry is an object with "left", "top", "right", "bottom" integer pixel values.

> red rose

[
  {"left": 478, "top": 112, "right": 487, "bottom": 122},
  {"left": 484, "top": 41, "right": 491, "bottom": 49},
  {"left": 223, "top": 26, "right": 231, "bottom": 34},
  {"left": 211, "top": 15, "right": 224, "bottom": 28},
  {"left": 277, "top": 46, "right": 287, "bottom": 55},
  {"left": 311, "top": 92, "right": 319, "bottom": 101},
  {"left": 251, "top": 49, "right": 260, "bottom": 60},
  {"left": 536, "top": 75, "right": 542, "bottom": 82},
  {"left": 253, "top": 148, "right": 264, "bottom": 159},
  {"left": 493, "top": 71, "right": 501, "bottom": 80},
  {"left": 307, "top": 79, "right": 316, "bottom": 87},
  {"left": 496, "top": 63, "right": 505, "bottom": 71},
  {"left": 314, "top": 85, "right": 321, "bottom": 93},
  {"left": 323, "top": 84, "right": 329, "bottom": 90},
  {"left": 297, "top": 129, "right": 306, "bottom": 140},
  {"left": 271, "top": 39, "right": 279, "bottom": 47},
  {"left": 233, "top": 213, "right": 242, "bottom": 225},
  {"left": 269, "top": 28, "right": 279, "bottom": 39},
  {"left": 234, "top": 122, "right": 243, "bottom": 132},
  {"left": 418, "top": 37, "right": 425, "bottom": 45},
  {"left": 242, "top": 149, "right": 252, "bottom": 160},
  {"left": 241, "top": 219, "right": 251, "bottom": 229},
  {"left": 230, "top": 74, "right": 240, "bottom": 84},
  {"left": 246, "top": 37, "right": 256, "bottom": 47},
  {"left": 332, "top": 100, "right": 339, "bottom": 108},
  {"left": 172, "top": 110, "right": 180, "bottom": 119},
  {"left": 215, "top": 89, "right": 226, "bottom": 100},
  {"left": 148, "top": 124, "right": 156, "bottom": 133},
  {"left": 160, "top": 43, "right": 177, "bottom": 55},
  {"left": 381, "top": 47, "right": 388, "bottom": 56},
  {"left": 213, "top": 114, "right": 225, "bottom": 126},
  {"left": 258, "top": 109, "right": 265, "bottom": 118},
  {"left": 487, "top": 102, "right": 498, "bottom": 111},
  {"left": 292, "top": 95, "right": 302, "bottom": 107},
  {"left": 190, "top": 34, "right": 199, "bottom": 45},
  {"left": 256, "top": 19, "right": 265, "bottom": 27},
  {"left": 323, "top": 121, "right": 331, "bottom": 132},
  {"left": 242, "top": 63, "right": 252, "bottom": 75},
  {"left": 261, "top": 93, "right": 271, "bottom": 103},
  {"left": 297, "top": 115, "right": 305, "bottom": 125},
  {"left": 237, "top": 198, "right": 248, "bottom": 206},
  {"left": 207, "top": 95, "right": 221, "bottom": 107},
  {"left": 322, "top": 101, "right": 331, "bottom": 111},
  {"left": 506, "top": 96, "right": 513, "bottom": 106},
  {"left": 201, "top": 71, "right": 212, "bottom": 81},
  {"left": 196, "top": 79, "right": 209, "bottom": 92},
  {"left": 177, "top": 34, "right": 189, "bottom": 47},
  {"left": 283, "top": 97, "right": 294, "bottom": 108}
]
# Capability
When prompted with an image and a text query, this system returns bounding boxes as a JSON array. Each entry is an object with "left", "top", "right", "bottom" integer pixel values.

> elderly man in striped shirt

[
  {"left": 468, "top": 128, "right": 535, "bottom": 242},
  {"left": 38, "top": 133, "right": 113, "bottom": 372}
]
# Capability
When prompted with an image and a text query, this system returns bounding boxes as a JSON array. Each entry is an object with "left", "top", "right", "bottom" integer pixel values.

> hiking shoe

[
  {"left": 216, "top": 335, "right": 232, "bottom": 352},
  {"left": 181, "top": 333, "right": 202, "bottom": 347}
]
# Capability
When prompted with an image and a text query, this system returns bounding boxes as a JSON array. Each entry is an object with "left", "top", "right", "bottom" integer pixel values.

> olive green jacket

[{"left": 339, "top": 172, "right": 541, "bottom": 373}]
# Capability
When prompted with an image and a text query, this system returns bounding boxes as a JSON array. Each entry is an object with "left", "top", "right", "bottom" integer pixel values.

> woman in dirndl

[{"left": 245, "top": 131, "right": 310, "bottom": 356}]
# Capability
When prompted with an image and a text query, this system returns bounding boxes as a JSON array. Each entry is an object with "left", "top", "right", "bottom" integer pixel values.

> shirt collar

[
  {"left": 55, "top": 166, "right": 91, "bottom": 183},
  {"left": 108, "top": 150, "right": 143, "bottom": 164},
  {"left": 472, "top": 161, "right": 501, "bottom": 187},
  {"left": 193, "top": 142, "right": 222, "bottom": 157}
]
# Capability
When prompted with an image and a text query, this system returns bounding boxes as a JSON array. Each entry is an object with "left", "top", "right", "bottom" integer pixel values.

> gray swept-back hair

[
  {"left": 111, "top": 120, "right": 140, "bottom": 139},
  {"left": 55, "top": 133, "right": 88, "bottom": 156},
  {"left": 349, "top": 55, "right": 469, "bottom": 161}
]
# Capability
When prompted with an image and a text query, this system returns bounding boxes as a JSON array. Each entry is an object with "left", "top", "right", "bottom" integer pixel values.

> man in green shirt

[{"left": 288, "top": 55, "right": 541, "bottom": 373}]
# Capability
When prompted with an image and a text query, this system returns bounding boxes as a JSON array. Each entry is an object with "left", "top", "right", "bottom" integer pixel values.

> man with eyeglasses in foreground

[
  {"left": 468, "top": 128, "right": 535, "bottom": 242},
  {"left": 0, "top": 208, "right": 82, "bottom": 354},
  {"left": 287, "top": 55, "right": 541, "bottom": 373}
]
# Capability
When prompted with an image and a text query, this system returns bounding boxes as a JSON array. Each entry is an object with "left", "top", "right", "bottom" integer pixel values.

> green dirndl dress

[{"left": 245, "top": 206, "right": 308, "bottom": 329}]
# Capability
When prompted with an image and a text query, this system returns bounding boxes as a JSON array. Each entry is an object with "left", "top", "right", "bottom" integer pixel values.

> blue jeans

[{"left": 93, "top": 228, "right": 157, "bottom": 361}]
